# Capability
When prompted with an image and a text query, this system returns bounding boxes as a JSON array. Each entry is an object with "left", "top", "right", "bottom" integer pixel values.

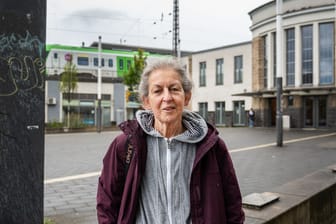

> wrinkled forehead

[{"left": 148, "top": 68, "right": 182, "bottom": 83}]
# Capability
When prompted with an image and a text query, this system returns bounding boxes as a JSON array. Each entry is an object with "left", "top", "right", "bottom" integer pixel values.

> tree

[
  {"left": 123, "top": 49, "right": 147, "bottom": 91},
  {"left": 59, "top": 53, "right": 78, "bottom": 128}
]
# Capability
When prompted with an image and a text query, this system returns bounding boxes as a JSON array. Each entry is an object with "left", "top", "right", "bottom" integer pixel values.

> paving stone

[{"left": 44, "top": 128, "right": 336, "bottom": 223}]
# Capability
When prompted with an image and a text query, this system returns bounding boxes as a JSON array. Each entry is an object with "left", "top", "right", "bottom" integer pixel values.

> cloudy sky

[{"left": 47, "top": 0, "right": 270, "bottom": 51}]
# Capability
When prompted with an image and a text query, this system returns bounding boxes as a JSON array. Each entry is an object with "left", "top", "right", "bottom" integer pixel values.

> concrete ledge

[
  {"left": 244, "top": 164, "right": 336, "bottom": 224},
  {"left": 243, "top": 192, "right": 280, "bottom": 210}
]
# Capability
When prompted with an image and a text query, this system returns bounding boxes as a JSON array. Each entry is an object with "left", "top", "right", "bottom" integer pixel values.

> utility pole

[
  {"left": 172, "top": 0, "right": 181, "bottom": 59},
  {"left": 64, "top": 53, "right": 73, "bottom": 129},
  {"left": 0, "top": 0, "right": 45, "bottom": 223},
  {"left": 97, "top": 36, "right": 102, "bottom": 133},
  {"left": 276, "top": 0, "right": 283, "bottom": 146}
]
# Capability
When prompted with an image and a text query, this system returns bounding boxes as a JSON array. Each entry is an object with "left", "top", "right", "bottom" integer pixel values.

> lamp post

[
  {"left": 172, "top": 0, "right": 181, "bottom": 59},
  {"left": 64, "top": 53, "right": 73, "bottom": 128},
  {"left": 97, "top": 36, "right": 102, "bottom": 132},
  {"left": 276, "top": 0, "right": 283, "bottom": 146}
]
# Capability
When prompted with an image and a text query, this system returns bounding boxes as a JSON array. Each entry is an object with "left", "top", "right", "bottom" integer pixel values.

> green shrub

[
  {"left": 45, "top": 120, "right": 64, "bottom": 129},
  {"left": 44, "top": 218, "right": 55, "bottom": 224}
]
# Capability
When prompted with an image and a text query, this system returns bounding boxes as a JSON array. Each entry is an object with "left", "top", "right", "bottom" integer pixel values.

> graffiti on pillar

[
  {"left": 0, "top": 30, "right": 45, "bottom": 150},
  {"left": 0, "top": 30, "right": 45, "bottom": 97}
]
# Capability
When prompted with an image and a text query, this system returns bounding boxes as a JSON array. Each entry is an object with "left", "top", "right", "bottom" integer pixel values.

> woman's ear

[
  {"left": 184, "top": 92, "right": 192, "bottom": 106},
  {"left": 142, "top": 96, "right": 151, "bottom": 110}
]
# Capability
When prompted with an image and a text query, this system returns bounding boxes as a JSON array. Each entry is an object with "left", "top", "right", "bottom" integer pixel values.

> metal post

[
  {"left": 67, "top": 60, "right": 72, "bottom": 128},
  {"left": 172, "top": 0, "right": 181, "bottom": 59},
  {"left": 97, "top": 36, "right": 102, "bottom": 132},
  {"left": 276, "top": 0, "right": 283, "bottom": 146}
]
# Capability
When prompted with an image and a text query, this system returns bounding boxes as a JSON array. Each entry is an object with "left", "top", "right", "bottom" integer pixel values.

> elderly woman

[{"left": 97, "top": 59, "right": 245, "bottom": 224}]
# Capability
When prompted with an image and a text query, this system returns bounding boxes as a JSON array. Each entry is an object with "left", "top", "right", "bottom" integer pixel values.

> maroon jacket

[{"left": 97, "top": 119, "right": 245, "bottom": 224}]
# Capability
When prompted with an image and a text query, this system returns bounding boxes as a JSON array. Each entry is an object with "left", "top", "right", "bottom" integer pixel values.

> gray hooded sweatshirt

[{"left": 135, "top": 109, "right": 208, "bottom": 224}]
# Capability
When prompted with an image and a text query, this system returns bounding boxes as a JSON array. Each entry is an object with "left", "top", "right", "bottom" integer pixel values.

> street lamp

[
  {"left": 97, "top": 36, "right": 102, "bottom": 133},
  {"left": 276, "top": 0, "right": 283, "bottom": 146},
  {"left": 172, "top": 0, "right": 181, "bottom": 59},
  {"left": 64, "top": 53, "right": 73, "bottom": 128}
]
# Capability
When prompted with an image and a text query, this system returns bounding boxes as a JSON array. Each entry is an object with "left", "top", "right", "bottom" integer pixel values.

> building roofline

[
  {"left": 192, "top": 41, "right": 252, "bottom": 54},
  {"left": 248, "top": 0, "right": 274, "bottom": 18}
]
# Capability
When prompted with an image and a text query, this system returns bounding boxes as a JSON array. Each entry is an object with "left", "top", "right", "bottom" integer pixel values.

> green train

[{"left": 45, "top": 44, "right": 171, "bottom": 77}]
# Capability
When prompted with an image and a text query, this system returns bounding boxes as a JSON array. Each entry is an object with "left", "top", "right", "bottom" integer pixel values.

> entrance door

[
  {"left": 233, "top": 101, "right": 246, "bottom": 126},
  {"left": 304, "top": 96, "right": 327, "bottom": 128},
  {"left": 270, "top": 98, "right": 276, "bottom": 126}
]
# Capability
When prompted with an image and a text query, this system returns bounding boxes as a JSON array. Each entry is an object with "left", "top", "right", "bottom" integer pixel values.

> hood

[{"left": 135, "top": 109, "right": 208, "bottom": 143}]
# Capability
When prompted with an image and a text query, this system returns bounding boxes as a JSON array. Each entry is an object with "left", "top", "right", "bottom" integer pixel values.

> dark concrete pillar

[{"left": 0, "top": 0, "right": 45, "bottom": 223}]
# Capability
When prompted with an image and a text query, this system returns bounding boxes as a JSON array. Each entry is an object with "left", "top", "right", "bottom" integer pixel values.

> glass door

[
  {"left": 318, "top": 96, "right": 327, "bottom": 127},
  {"left": 304, "top": 96, "right": 327, "bottom": 128},
  {"left": 233, "top": 101, "right": 246, "bottom": 126},
  {"left": 304, "top": 97, "right": 314, "bottom": 127}
]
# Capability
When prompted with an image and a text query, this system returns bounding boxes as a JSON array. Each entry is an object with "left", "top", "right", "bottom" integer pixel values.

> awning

[{"left": 232, "top": 86, "right": 336, "bottom": 97}]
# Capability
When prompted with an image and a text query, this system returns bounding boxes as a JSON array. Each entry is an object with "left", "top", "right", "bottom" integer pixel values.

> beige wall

[{"left": 190, "top": 43, "right": 252, "bottom": 112}]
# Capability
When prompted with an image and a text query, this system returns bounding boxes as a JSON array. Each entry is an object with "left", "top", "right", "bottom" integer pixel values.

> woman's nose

[{"left": 162, "top": 89, "right": 172, "bottom": 101}]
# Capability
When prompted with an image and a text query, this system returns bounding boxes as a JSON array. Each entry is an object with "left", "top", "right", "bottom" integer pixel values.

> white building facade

[
  {"left": 190, "top": 42, "right": 253, "bottom": 126},
  {"left": 248, "top": 0, "right": 336, "bottom": 128}
]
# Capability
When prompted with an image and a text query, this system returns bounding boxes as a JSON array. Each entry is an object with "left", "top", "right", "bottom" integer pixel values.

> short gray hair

[{"left": 138, "top": 58, "right": 193, "bottom": 100}]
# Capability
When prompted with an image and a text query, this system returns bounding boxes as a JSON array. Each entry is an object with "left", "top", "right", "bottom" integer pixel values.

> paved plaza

[{"left": 44, "top": 127, "right": 336, "bottom": 223}]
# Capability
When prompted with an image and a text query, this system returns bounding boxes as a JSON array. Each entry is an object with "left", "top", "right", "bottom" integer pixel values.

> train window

[
  {"left": 127, "top": 60, "right": 131, "bottom": 69},
  {"left": 94, "top": 58, "right": 105, "bottom": 67},
  {"left": 119, "top": 59, "right": 124, "bottom": 70},
  {"left": 77, "top": 57, "right": 89, "bottom": 66},
  {"left": 108, "top": 59, "right": 113, "bottom": 67}
]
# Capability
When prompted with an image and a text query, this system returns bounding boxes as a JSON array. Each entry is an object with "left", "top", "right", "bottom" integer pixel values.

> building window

[
  {"left": 319, "top": 22, "right": 334, "bottom": 85},
  {"left": 263, "top": 35, "right": 268, "bottom": 88},
  {"left": 286, "top": 28, "right": 295, "bottom": 86},
  {"left": 199, "top": 102, "right": 208, "bottom": 120},
  {"left": 53, "top": 52, "right": 58, "bottom": 59},
  {"left": 216, "top": 58, "right": 223, "bottom": 85},
  {"left": 199, "top": 62, "right": 206, "bottom": 87},
  {"left": 77, "top": 56, "right": 89, "bottom": 66},
  {"left": 108, "top": 59, "right": 113, "bottom": 67},
  {"left": 215, "top": 101, "right": 225, "bottom": 125},
  {"left": 234, "top": 55, "right": 243, "bottom": 83},
  {"left": 301, "top": 25, "right": 313, "bottom": 84}
]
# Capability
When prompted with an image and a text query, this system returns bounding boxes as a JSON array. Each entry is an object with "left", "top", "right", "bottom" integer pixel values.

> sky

[{"left": 46, "top": 0, "right": 271, "bottom": 52}]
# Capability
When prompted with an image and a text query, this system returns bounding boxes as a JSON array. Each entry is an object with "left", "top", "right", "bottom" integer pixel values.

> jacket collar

[
  {"left": 119, "top": 119, "right": 219, "bottom": 171},
  {"left": 193, "top": 123, "right": 219, "bottom": 170}
]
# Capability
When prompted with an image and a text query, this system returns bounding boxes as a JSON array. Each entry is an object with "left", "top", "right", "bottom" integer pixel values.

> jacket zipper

[{"left": 166, "top": 138, "right": 172, "bottom": 224}]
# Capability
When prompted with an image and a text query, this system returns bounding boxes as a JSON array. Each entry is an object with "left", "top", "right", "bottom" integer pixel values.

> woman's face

[{"left": 143, "top": 68, "right": 191, "bottom": 127}]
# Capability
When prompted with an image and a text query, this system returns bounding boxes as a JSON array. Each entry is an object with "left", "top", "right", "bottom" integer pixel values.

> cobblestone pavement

[{"left": 44, "top": 127, "right": 336, "bottom": 224}]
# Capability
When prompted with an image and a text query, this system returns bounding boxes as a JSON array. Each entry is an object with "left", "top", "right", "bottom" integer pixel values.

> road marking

[
  {"left": 230, "top": 132, "right": 336, "bottom": 153},
  {"left": 44, "top": 132, "right": 336, "bottom": 184},
  {"left": 230, "top": 142, "right": 276, "bottom": 153},
  {"left": 44, "top": 171, "right": 100, "bottom": 184}
]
